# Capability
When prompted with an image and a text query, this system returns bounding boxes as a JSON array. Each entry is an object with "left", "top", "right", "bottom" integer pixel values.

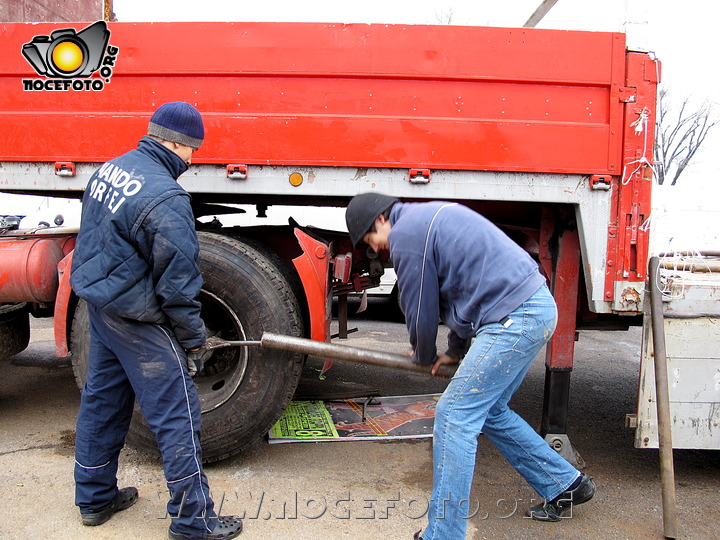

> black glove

[{"left": 186, "top": 348, "right": 205, "bottom": 377}]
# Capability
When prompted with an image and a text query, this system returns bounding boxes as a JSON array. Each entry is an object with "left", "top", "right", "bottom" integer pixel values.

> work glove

[
  {"left": 186, "top": 337, "right": 228, "bottom": 376},
  {"left": 186, "top": 348, "right": 205, "bottom": 377}
]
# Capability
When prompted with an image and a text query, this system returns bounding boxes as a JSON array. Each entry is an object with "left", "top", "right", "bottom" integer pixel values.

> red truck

[{"left": 0, "top": 21, "right": 658, "bottom": 462}]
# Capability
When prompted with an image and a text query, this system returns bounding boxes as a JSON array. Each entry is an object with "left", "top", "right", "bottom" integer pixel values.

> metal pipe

[
  {"left": 659, "top": 260, "right": 720, "bottom": 272},
  {"left": 203, "top": 333, "right": 457, "bottom": 377},
  {"left": 648, "top": 256, "right": 679, "bottom": 539},
  {"left": 260, "top": 332, "right": 457, "bottom": 378},
  {"left": 204, "top": 339, "right": 262, "bottom": 350},
  {"left": 663, "top": 250, "right": 720, "bottom": 258}
]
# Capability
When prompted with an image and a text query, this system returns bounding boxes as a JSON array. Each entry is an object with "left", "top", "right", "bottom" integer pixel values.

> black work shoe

[
  {"left": 527, "top": 473, "right": 595, "bottom": 522},
  {"left": 169, "top": 515, "right": 243, "bottom": 540},
  {"left": 81, "top": 486, "right": 139, "bottom": 526}
]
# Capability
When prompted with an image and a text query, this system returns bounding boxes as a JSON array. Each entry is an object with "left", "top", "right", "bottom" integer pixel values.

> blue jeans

[{"left": 422, "top": 284, "right": 580, "bottom": 540}]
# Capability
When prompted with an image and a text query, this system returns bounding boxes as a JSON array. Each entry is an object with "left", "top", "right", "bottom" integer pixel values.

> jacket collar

[
  {"left": 136, "top": 136, "right": 188, "bottom": 179},
  {"left": 389, "top": 202, "right": 405, "bottom": 226}
]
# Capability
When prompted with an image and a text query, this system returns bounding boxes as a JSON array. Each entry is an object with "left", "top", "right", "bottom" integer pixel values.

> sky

[{"left": 3, "top": 0, "right": 718, "bottom": 249}]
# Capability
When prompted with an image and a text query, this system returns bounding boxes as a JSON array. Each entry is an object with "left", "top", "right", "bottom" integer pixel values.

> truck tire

[
  {"left": 70, "top": 232, "right": 305, "bottom": 463},
  {"left": 0, "top": 303, "right": 30, "bottom": 361}
]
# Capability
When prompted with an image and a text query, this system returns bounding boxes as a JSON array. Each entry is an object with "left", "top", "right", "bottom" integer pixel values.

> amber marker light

[{"left": 289, "top": 172, "right": 304, "bottom": 187}]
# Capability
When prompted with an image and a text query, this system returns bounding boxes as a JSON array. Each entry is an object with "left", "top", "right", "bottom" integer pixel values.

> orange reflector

[{"left": 289, "top": 172, "right": 303, "bottom": 186}]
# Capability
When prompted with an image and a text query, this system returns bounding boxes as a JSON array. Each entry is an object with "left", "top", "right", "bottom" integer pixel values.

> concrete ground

[{"left": 1, "top": 299, "right": 718, "bottom": 539}]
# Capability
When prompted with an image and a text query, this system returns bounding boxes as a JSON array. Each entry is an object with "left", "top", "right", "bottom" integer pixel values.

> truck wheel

[
  {"left": 0, "top": 303, "right": 30, "bottom": 361},
  {"left": 70, "top": 232, "right": 305, "bottom": 463}
]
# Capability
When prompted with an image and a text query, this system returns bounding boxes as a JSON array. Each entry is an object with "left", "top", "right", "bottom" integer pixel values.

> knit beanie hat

[
  {"left": 148, "top": 101, "right": 204, "bottom": 149},
  {"left": 346, "top": 192, "right": 399, "bottom": 247}
]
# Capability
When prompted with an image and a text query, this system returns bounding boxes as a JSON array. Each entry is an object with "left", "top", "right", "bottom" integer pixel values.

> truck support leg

[
  {"left": 539, "top": 208, "right": 584, "bottom": 467},
  {"left": 337, "top": 293, "right": 349, "bottom": 339}
]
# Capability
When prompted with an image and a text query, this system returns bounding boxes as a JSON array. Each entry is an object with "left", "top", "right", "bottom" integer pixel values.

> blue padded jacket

[
  {"left": 70, "top": 136, "right": 205, "bottom": 349},
  {"left": 388, "top": 202, "right": 546, "bottom": 365}
]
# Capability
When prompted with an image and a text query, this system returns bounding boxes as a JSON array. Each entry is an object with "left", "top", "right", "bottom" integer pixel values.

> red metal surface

[
  {"left": 332, "top": 254, "right": 352, "bottom": 283},
  {"left": 0, "top": 0, "right": 104, "bottom": 22},
  {"left": 0, "top": 22, "right": 627, "bottom": 174},
  {"left": 603, "top": 52, "right": 659, "bottom": 297},
  {"left": 0, "top": 237, "right": 64, "bottom": 303},
  {"left": 291, "top": 228, "right": 332, "bottom": 343},
  {"left": 291, "top": 228, "right": 334, "bottom": 373},
  {"left": 53, "top": 251, "right": 74, "bottom": 358},
  {"left": 541, "top": 208, "right": 581, "bottom": 370}
]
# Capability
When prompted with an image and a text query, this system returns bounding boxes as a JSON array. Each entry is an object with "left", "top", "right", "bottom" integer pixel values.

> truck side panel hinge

[
  {"left": 618, "top": 86, "right": 637, "bottom": 103},
  {"left": 54, "top": 162, "right": 76, "bottom": 177},
  {"left": 226, "top": 164, "right": 248, "bottom": 180},
  {"left": 590, "top": 175, "right": 612, "bottom": 190},
  {"left": 408, "top": 168, "right": 431, "bottom": 184}
]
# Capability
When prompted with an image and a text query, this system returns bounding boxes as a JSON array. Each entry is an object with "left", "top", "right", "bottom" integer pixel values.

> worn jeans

[{"left": 421, "top": 284, "right": 580, "bottom": 540}]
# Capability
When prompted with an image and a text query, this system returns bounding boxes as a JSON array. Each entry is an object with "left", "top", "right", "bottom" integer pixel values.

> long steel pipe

[
  {"left": 205, "top": 332, "right": 458, "bottom": 378},
  {"left": 261, "top": 332, "right": 457, "bottom": 378},
  {"left": 648, "top": 256, "right": 679, "bottom": 539},
  {"left": 207, "top": 334, "right": 456, "bottom": 377}
]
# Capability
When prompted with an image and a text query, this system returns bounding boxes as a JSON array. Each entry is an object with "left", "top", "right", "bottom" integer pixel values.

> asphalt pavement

[{"left": 1, "top": 297, "right": 718, "bottom": 539}]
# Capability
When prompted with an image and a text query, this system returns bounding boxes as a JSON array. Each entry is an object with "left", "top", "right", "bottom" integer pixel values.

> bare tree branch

[
  {"left": 654, "top": 89, "right": 719, "bottom": 185},
  {"left": 433, "top": 8, "right": 454, "bottom": 25}
]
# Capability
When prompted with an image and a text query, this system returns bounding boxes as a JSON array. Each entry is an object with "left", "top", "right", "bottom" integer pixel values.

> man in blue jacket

[
  {"left": 71, "top": 102, "right": 242, "bottom": 540},
  {"left": 345, "top": 193, "right": 595, "bottom": 540}
]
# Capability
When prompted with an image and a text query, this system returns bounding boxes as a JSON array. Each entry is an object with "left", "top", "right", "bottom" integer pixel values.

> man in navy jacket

[
  {"left": 71, "top": 102, "right": 242, "bottom": 540},
  {"left": 346, "top": 193, "right": 595, "bottom": 540}
]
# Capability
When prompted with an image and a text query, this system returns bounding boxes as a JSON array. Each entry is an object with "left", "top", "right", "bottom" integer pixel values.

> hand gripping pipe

[{"left": 203, "top": 333, "right": 457, "bottom": 378}]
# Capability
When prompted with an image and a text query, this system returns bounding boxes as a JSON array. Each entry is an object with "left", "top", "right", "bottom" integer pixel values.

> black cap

[{"left": 346, "top": 192, "right": 399, "bottom": 247}]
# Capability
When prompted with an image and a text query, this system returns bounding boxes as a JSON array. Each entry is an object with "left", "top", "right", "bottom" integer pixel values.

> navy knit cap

[
  {"left": 148, "top": 101, "right": 204, "bottom": 149},
  {"left": 346, "top": 192, "right": 399, "bottom": 247}
]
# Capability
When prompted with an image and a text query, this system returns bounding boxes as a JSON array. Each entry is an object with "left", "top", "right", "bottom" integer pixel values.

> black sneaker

[
  {"left": 413, "top": 531, "right": 423, "bottom": 540},
  {"left": 169, "top": 516, "right": 243, "bottom": 540},
  {"left": 527, "top": 473, "right": 595, "bottom": 522},
  {"left": 81, "top": 486, "right": 138, "bottom": 526}
]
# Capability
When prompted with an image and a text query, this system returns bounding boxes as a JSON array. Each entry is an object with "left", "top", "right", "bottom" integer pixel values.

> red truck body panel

[{"left": 1, "top": 22, "right": 629, "bottom": 175}]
